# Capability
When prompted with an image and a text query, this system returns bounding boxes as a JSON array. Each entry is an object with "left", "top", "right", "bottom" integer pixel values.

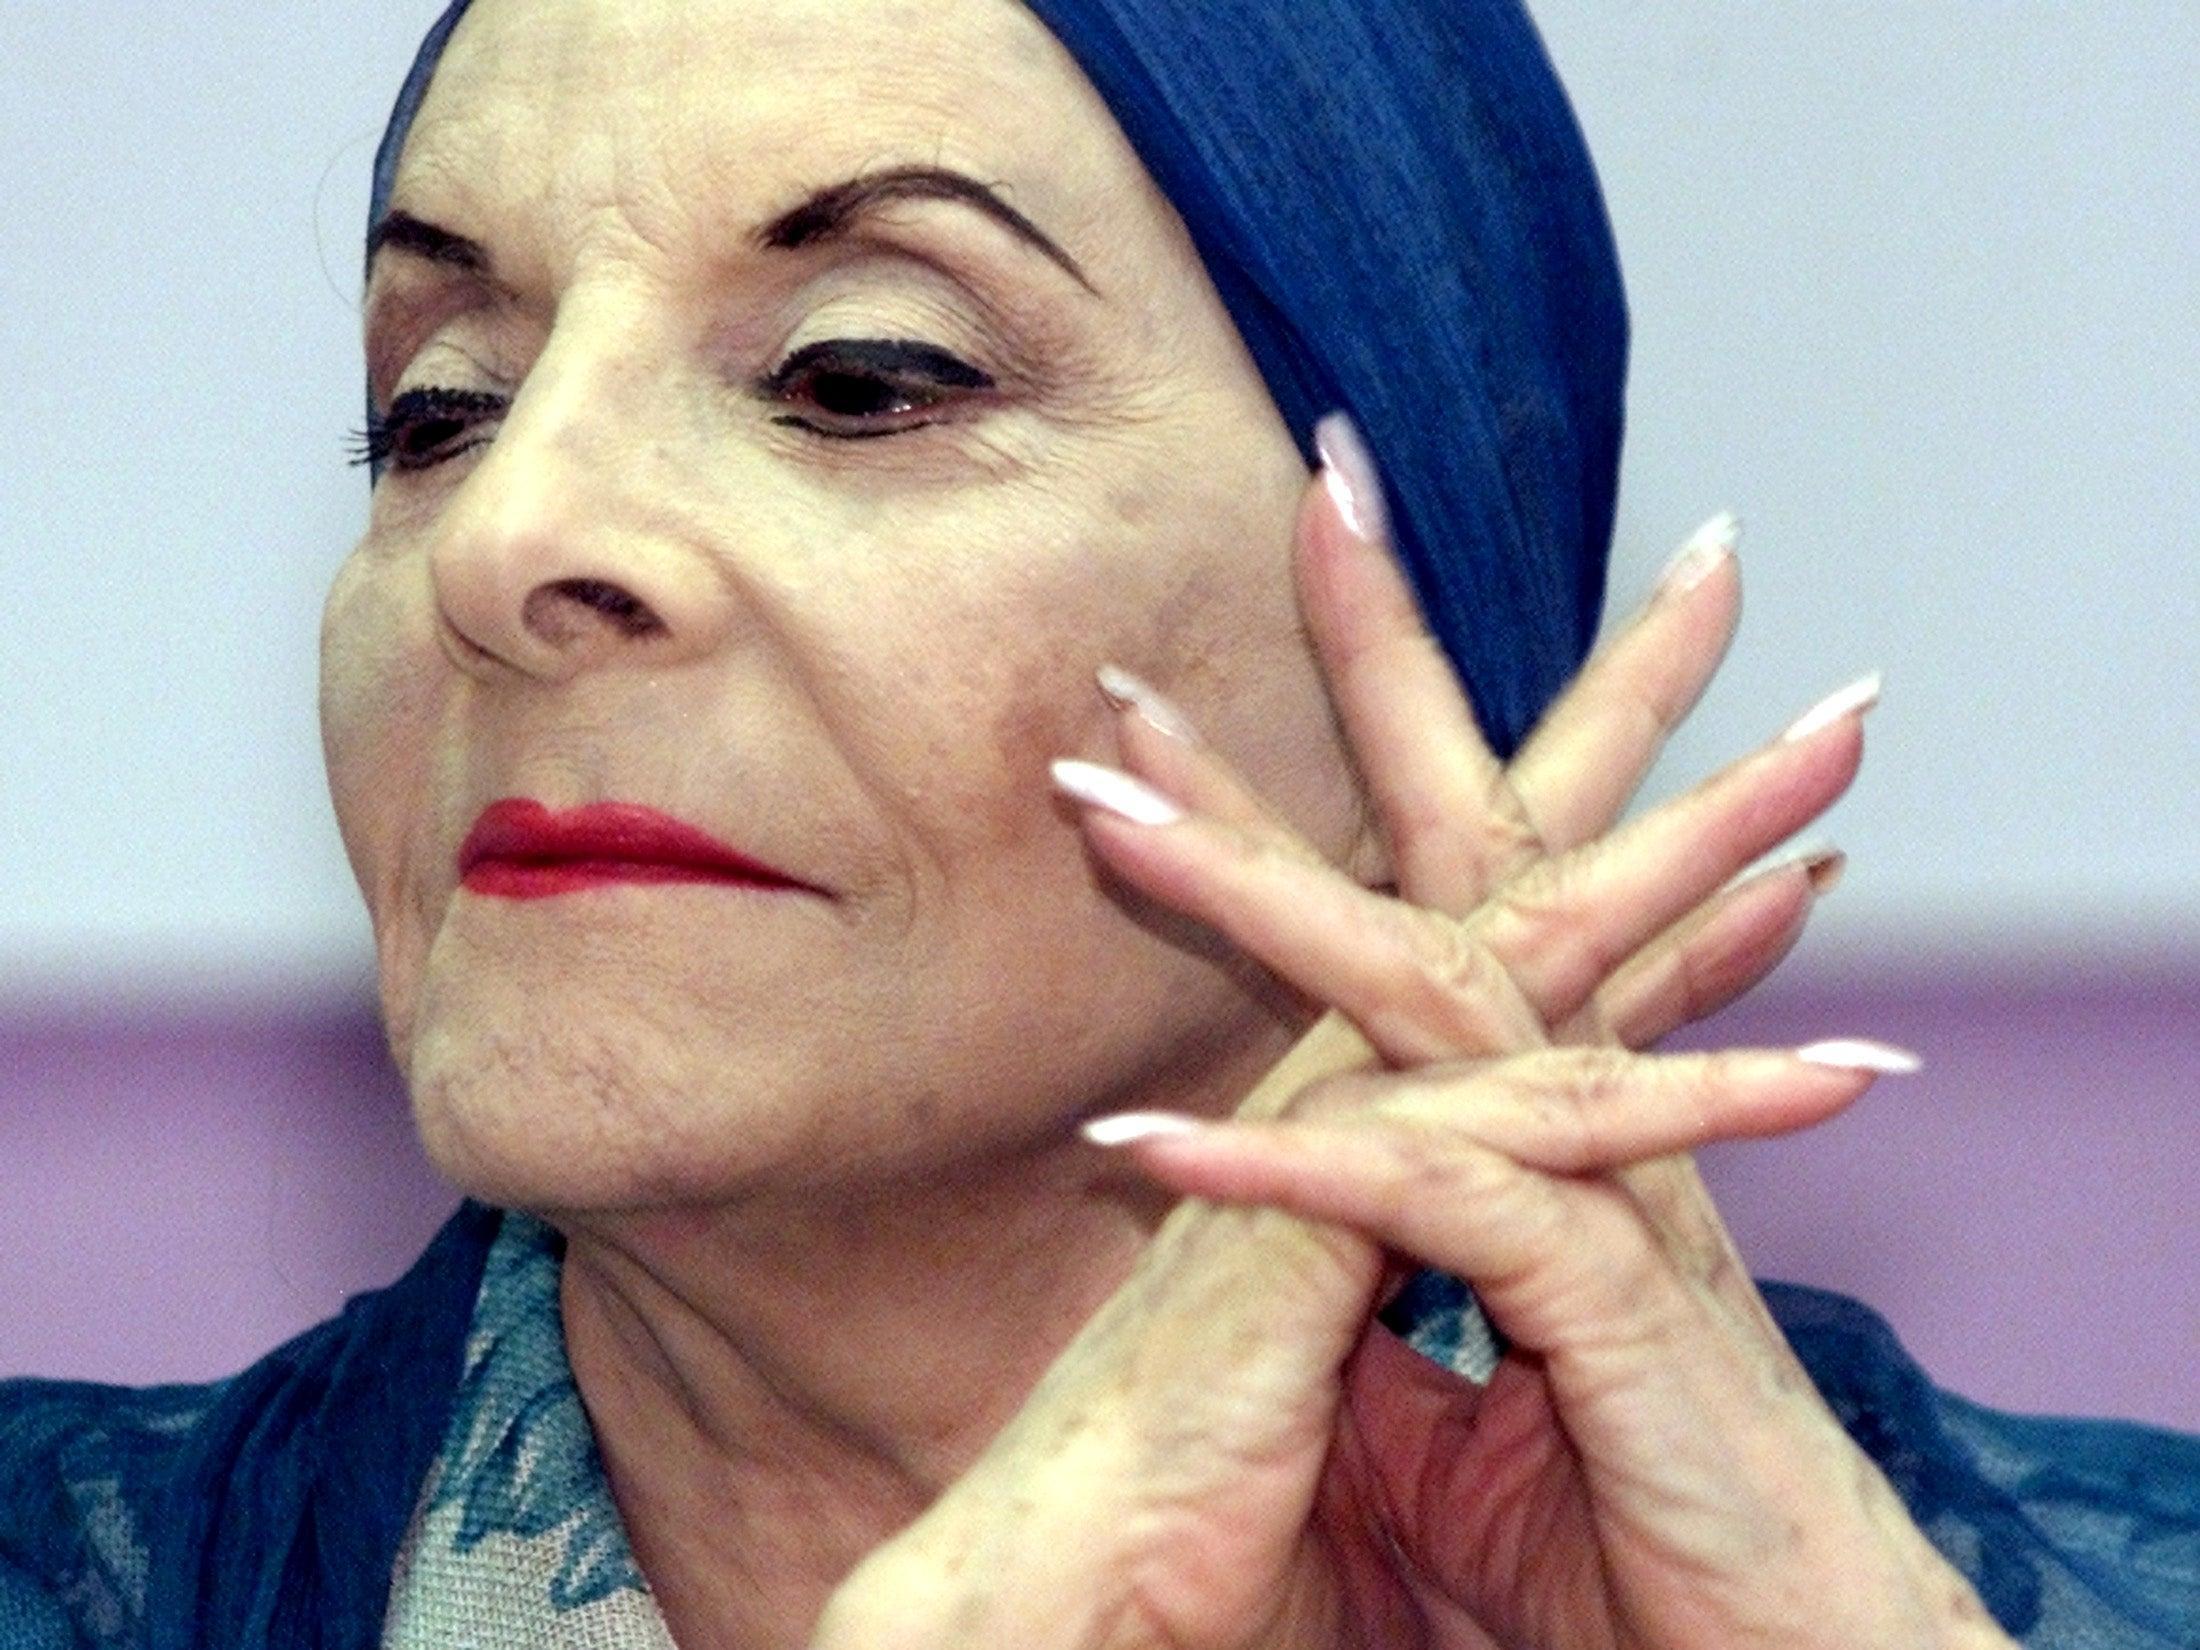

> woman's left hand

[{"left": 811, "top": 460, "right": 2012, "bottom": 1650}]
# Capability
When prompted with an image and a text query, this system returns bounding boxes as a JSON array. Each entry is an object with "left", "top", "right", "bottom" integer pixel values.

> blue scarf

[{"left": 5, "top": 1200, "right": 2197, "bottom": 1647}]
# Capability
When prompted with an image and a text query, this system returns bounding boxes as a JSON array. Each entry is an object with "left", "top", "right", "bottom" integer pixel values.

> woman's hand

[{"left": 812, "top": 433, "right": 2011, "bottom": 1650}]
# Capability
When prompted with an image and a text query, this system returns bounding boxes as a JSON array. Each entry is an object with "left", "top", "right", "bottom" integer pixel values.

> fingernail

[
  {"left": 1082, "top": 1111, "right": 1209, "bottom": 1146},
  {"left": 1726, "top": 838, "right": 1846, "bottom": 897},
  {"left": 1095, "top": 663, "right": 1201, "bottom": 744},
  {"left": 1050, "top": 759, "right": 1186, "bottom": 826},
  {"left": 1655, "top": 510, "right": 1740, "bottom": 601},
  {"left": 1781, "top": 672, "right": 1883, "bottom": 743},
  {"left": 1313, "top": 410, "right": 1390, "bottom": 544},
  {"left": 1797, "top": 1039, "right": 1922, "bottom": 1075}
]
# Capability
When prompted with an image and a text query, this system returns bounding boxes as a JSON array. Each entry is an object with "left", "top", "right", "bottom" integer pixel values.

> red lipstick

[{"left": 458, "top": 799, "right": 819, "bottom": 901}]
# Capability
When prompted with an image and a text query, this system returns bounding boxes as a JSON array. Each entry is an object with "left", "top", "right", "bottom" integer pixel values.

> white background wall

[{"left": 1, "top": 3, "right": 2193, "bottom": 994}]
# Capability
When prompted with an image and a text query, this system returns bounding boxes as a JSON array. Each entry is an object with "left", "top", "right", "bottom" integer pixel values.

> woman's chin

[
  {"left": 384, "top": 895, "right": 853, "bottom": 1207},
  {"left": 398, "top": 960, "right": 815, "bottom": 1215}
]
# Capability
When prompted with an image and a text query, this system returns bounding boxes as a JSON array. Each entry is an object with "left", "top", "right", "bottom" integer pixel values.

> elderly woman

[{"left": 4, "top": 0, "right": 2196, "bottom": 1646}]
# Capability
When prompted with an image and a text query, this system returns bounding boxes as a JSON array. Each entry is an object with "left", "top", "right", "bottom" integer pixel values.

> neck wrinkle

[
  {"left": 545, "top": 1000, "right": 1305, "bottom": 1647},
  {"left": 549, "top": 1141, "right": 1179, "bottom": 1646}
]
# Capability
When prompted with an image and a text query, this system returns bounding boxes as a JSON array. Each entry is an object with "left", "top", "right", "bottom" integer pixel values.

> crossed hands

[{"left": 812, "top": 420, "right": 2015, "bottom": 1650}]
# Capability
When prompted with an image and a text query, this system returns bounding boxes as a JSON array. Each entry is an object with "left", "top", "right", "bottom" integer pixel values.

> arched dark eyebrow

[
  {"left": 366, "top": 212, "right": 488, "bottom": 282},
  {"left": 367, "top": 165, "right": 1099, "bottom": 297},
  {"left": 759, "top": 165, "right": 1099, "bottom": 298}
]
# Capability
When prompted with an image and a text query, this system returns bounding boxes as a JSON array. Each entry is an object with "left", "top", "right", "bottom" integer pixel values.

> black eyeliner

[
  {"left": 764, "top": 338, "right": 993, "bottom": 395},
  {"left": 348, "top": 386, "right": 507, "bottom": 470}
]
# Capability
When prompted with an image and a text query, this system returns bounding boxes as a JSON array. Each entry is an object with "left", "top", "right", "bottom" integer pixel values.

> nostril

[
  {"left": 526, "top": 577, "right": 666, "bottom": 641},
  {"left": 560, "top": 578, "right": 662, "bottom": 634}
]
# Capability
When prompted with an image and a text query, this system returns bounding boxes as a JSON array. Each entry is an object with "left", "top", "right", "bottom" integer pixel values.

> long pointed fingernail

[
  {"left": 1726, "top": 837, "right": 1846, "bottom": 897},
  {"left": 1313, "top": 410, "right": 1390, "bottom": 545},
  {"left": 1096, "top": 663, "right": 1201, "bottom": 744},
  {"left": 1050, "top": 759, "right": 1186, "bottom": 826},
  {"left": 1082, "top": 1111, "right": 1209, "bottom": 1146},
  {"left": 1797, "top": 1039, "right": 1922, "bottom": 1075},
  {"left": 1782, "top": 672, "right": 1883, "bottom": 743},
  {"left": 1655, "top": 510, "right": 1740, "bottom": 601}
]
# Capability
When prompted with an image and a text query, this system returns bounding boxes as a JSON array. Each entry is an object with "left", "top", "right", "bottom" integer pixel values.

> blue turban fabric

[
  {"left": 367, "top": 0, "right": 1628, "bottom": 757},
  {"left": 3, "top": 8, "right": 2195, "bottom": 1650}
]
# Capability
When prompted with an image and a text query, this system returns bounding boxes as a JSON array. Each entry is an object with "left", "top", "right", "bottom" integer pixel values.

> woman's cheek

[{"left": 319, "top": 552, "right": 446, "bottom": 1039}]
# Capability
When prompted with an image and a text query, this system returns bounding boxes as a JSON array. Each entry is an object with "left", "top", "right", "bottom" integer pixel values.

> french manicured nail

[
  {"left": 1313, "top": 410, "right": 1390, "bottom": 544},
  {"left": 1082, "top": 1111, "right": 1209, "bottom": 1146},
  {"left": 1096, "top": 663, "right": 1200, "bottom": 744},
  {"left": 1797, "top": 1039, "right": 1922, "bottom": 1075},
  {"left": 1782, "top": 672, "right": 1883, "bottom": 743},
  {"left": 1727, "top": 837, "right": 1846, "bottom": 897},
  {"left": 1655, "top": 510, "right": 1740, "bottom": 600},
  {"left": 1050, "top": 759, "right": 1186, "bottom": 826}
]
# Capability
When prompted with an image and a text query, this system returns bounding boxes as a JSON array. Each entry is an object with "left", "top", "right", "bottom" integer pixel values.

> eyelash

[{"left": 345, "top": 338, "right": 996, "bottom": 474}]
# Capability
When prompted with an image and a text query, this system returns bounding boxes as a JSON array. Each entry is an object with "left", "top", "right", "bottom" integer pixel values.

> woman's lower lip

[{"left": 461, "top": 860, "right": 807, "bottom": 900}]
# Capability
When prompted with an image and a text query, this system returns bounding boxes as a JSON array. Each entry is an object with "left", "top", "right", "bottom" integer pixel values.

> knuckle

[
  {"left": 1569, "top": 1045, "right": 1643, "bottom": 1104},
  {"left": 1380, "top": 1105, "right": 1513, "bottom": 1205},
  {"left": 1494, "top": 1048, "right": 1643, "bottom": 1167},
  {"left": 1490, "top": 854, "right": 1586, "bottom": 951},
  {"left": 1472, "top": 770, "right": 1547, "bottom": 869},
  {"left": 1380, "top": 1113, "right": 1467, "bottom": 1188},
  {"left": 1405, "top": 917, "right": 1526, "bottom": 1051},
  {"left": 1563, "top": 993, "right": 1623, "bottom": 1050},
  {"left": 1315, "top": 1063, "right": 1519, "bottom": 1194},
  {"left": 1493, "top": 848, "right": 1623, "bottom": 989}
]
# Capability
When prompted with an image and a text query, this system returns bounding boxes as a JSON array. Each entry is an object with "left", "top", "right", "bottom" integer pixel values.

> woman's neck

[{"left": 555, "top": 1137, "right": 1185, "bottom": 1650}]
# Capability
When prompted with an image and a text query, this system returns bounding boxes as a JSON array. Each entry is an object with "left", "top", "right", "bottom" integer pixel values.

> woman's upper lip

[{"left": 458, "top": 798, "right": 823, "bottom": 892}]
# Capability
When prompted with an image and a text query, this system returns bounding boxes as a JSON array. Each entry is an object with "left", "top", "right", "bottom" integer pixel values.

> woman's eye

[
  {"left": 761, "top": 338, "right": 994, "bottom": 440},
  {"left": 347, "top": 386, "right": 505, "bottom": 475},
  {"left": 345, "top": 338, "right": 991, "bottom": 471}
]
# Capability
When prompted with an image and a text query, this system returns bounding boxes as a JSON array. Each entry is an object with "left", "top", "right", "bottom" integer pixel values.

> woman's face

[{"left": 322, "top": 0, "right": 1373, "bottom": 1211}]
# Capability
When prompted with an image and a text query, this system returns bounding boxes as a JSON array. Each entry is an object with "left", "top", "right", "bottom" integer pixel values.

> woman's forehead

[{"left": 392, "top": 0, "right": 1128, "bottom": 254}]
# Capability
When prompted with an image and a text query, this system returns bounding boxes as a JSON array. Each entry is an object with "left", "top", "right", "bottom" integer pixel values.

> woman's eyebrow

[
  {"left": 757, "top": 165, "right": 1101, "bottom": 299},
  {"left": 365, "top": 165, "right": 1100, "bottom": 299},
  {"left": 366, "top": 211, "right": 488, "bottom": 283}
]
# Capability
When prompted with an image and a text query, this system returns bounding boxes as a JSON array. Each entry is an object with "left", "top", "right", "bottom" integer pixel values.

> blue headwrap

[{"left": 367, "top": 0, "right": 1628, "bottom": 756}]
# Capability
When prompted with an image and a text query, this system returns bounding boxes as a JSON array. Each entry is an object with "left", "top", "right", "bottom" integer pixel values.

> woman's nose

[{"left": 427, "top": 350, "right": 736, "bottom": 683}]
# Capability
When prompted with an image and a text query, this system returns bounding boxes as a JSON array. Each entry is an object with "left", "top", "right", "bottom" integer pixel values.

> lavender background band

[{"left": 2, "top": 957, "right": 2194, "bottom": 1433}]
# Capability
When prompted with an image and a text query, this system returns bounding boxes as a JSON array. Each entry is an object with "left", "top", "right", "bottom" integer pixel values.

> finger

[
  {"left": 1064, "top": 677, "right": 1548, "bottom": 1064},
  {"left": 1278, "top": 1044, "right": 1882, "bottom": 1176},
  {"left": 1475, "top": 677, "right": 1877, "bottom": 1025},
  {"left": 1085, "top": 677, "right": 1348, "bottom": 1030},
  {"left": 1507, "top": 512, "right": 1743, "bottom": 852},
  {"left": 1092, "top": 661, "right": 1338, "bottom": 875},
  {"left": 1051, "top": 759, "right": 1547, "bottom": 1064},
  {"left": 1083, "top": 1042, "right": 1909, "bottom": 1289},
  {"left": 1054, "top": 676, "right": 1863, "bottom": 1073},
  {"left": 1584, "top": 844, "right": 1842, "bottom": 1048},
  {"left": 1301, "top": 418, "right": 1534, "bottom": 915}
]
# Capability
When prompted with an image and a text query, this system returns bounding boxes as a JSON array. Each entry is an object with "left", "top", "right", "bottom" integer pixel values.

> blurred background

[{"left": 1, "top": 5, "right": 2193, "bottom": 1424}]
